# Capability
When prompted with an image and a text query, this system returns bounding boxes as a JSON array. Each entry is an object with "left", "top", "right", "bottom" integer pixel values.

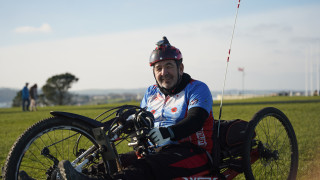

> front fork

[{"left": 92, "top": 127, "right": 122, "bottom": 174}]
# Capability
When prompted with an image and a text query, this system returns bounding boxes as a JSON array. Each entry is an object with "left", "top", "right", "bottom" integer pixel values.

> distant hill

[
  {"left": 0, "top": 87, "right": 304, "bottom": 108},
  {"left": 0, "top": 88, "right": 148, "bottom": 102},
  {"left": 0, "top": 88, "right": 18, "bottom": 102},
  {"left": 1, "top": 87, "right": 299, "bottom": 101},
  {"left": 72, "top": 88, "right": 147, "bottom": 96}
]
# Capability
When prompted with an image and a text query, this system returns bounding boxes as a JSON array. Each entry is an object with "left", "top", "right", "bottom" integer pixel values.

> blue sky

[{"left": 0, "top": 0, "right": 319, "bottom": 93}]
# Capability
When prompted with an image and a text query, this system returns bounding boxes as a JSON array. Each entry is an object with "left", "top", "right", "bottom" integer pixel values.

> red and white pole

[{"left": 218, "top": 0, "right": 241, "bottom": 136}]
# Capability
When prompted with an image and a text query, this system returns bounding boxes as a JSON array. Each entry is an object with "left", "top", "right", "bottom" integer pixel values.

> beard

[{"left": 159, "top": 74, "right": 176, "bottom": 89}]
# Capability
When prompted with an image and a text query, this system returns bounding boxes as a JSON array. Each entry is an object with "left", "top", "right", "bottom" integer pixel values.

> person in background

[
  {"left": 29, "top": 84, "right": 38, "bottom": 111},
  {"left": 22, "top": 82, "right": 30, "bottom": 111}
]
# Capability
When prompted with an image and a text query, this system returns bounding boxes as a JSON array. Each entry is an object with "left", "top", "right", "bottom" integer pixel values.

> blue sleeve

[
  {"left": 140, "top": 90, "right": 148, "bottom": 108},
  {"left": 140, "top": 85, "right": 156, "bottom": 108},
  {"left": 187, "top": 82, "right": 213, "bottom": 114}
]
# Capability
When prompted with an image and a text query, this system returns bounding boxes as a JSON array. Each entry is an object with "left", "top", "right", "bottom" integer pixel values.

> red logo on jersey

[{"left": 171, "top": 107, "right": 177, "bottom": 113}]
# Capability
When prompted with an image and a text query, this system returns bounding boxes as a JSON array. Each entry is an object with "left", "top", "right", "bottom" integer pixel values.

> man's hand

[{"left": 148, "top": 127, "right": 171, "bottom": 145}]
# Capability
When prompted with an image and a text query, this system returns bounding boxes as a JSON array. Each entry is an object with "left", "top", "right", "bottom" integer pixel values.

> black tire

[
  {"left": 2, "top": 117, "right": 102, "bottom": 180},
  {"left": 243, "top": 107, "right": 298, "bottom": 180}
]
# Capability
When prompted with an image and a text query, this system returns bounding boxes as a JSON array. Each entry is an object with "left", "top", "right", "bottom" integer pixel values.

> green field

[{"left": 1, "top": 96, "right": 320, "bottom": 179}]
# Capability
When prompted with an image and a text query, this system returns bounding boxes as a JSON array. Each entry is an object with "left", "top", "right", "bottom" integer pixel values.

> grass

[{"left": 0, "top": 96, "right": 320, "bottom": 179}]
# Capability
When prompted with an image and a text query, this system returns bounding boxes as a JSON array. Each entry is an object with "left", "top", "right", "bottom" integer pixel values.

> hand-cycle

[{"left": 2, "top": 105, "right": 298, "bottom": 180}]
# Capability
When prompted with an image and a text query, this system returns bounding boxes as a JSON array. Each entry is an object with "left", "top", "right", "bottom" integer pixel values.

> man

[
  {"left": 29, "top": 84, "right": 38, "bottom": 111},
  {"left": 58, "top": 37, "right": 214, "bottom": 180},
  {"left": 22, "top": 82, "right": 30, "bottom": 111}
]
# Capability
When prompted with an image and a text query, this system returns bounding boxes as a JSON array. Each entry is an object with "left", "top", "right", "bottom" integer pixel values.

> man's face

[{"left": 153, "top": 60, "right": 183, "bottom": 89}]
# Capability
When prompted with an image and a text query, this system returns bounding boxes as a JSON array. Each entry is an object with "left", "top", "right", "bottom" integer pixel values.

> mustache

[{"left": 160, "top": 74, "right": 173, "bottom": 81}]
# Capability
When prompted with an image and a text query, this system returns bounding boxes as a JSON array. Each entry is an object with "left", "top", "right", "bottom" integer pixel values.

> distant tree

[
  {"left": 12, "top": 90, "right": 22, "bottom": 107},
  {"left": 42, "top": 73, "right": 79, "bottom": 105}
]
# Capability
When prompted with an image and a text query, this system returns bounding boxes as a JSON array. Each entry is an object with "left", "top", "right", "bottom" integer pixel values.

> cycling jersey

[{"left": 141, "top": 77, "right": 214, "bottom": 153}]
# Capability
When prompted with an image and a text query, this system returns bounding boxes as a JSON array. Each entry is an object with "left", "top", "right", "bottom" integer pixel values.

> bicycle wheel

[
  {"left": 243, "top": 107, "right": 298, "bottom": 180},
  {"left": 3, "top": 116, "right": 103, "bottom": 180}
]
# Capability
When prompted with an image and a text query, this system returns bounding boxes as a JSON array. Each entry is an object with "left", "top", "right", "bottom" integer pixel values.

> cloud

[
  {"left": 2, "top": 4, "right": 319, "bottom": 91},
  {"left": 290, "top": 37, "right": 320, "bottom": 44},
  {"left": 14, "top": 23, "right": 52, "bottom": 34}
]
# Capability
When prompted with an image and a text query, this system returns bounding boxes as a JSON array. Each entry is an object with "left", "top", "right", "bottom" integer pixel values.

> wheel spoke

[
  {"left": 244, "top": 107, "right": 298, "bottom": 180},
  {"left": 5, "top": 118, "right": 100, "bottom": 179}
]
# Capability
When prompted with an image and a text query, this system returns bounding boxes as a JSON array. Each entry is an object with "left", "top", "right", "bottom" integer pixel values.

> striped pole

[{"left": 218, "top": 0, "right": 241, "bottom": 137}]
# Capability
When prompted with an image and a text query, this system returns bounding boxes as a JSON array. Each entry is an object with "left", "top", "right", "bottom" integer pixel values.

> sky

[{"left": 0, "top": 0, "right": 319, "bottom": 93}]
